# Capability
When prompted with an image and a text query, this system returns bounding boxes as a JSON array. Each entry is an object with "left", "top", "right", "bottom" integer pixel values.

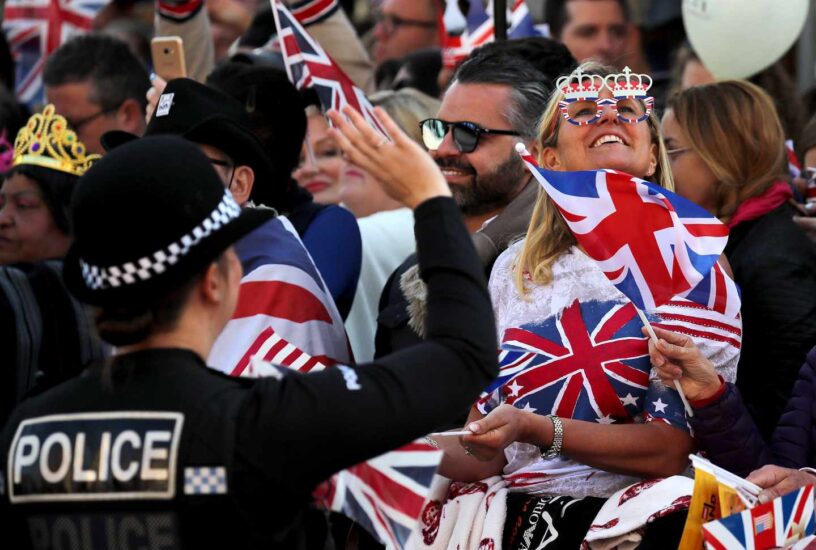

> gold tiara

[{"left": 13, "top": 104, "right": 100, "bottom": 176}]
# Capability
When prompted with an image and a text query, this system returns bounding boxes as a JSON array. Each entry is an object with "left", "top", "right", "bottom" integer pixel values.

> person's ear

[
  {"left": 645, "top": 143, "right": 658, "bottom": 178},
  {"left": 199, "top": 261, "right": 225, "bottom": 305},
  {"left": 539, "top": 146, "right": 563, "bottom": 171},
  {"left": 229, "top": 165, "right": 254, "bottom": 205},
  {"left": 117, "top": 98, "right": 147, "bottom": 134}
]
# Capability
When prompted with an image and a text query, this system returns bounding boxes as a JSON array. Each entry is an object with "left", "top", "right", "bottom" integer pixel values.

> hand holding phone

[{"left": 151, "top": 36, "right": 187, "bottom": 81}]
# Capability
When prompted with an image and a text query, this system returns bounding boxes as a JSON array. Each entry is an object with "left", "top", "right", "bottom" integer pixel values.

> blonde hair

[
  {"left": 370, "top": 87, "right": 441, "bottom": 145},
  {"left": 514, "top": 62, "right": 674, "bottom": 295},
  {"left": 667, "top": 80, "right": 787, "bottom": 224}
]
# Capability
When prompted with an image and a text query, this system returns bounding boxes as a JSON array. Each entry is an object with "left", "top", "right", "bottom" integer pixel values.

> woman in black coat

[{"left": 662, "top": 80, "right": 816, "bottom": 439}]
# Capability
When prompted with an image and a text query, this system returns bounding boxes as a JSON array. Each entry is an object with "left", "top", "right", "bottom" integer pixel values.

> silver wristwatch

[{"left": 541, "top": 415, "right": 563, "bottom": 459}]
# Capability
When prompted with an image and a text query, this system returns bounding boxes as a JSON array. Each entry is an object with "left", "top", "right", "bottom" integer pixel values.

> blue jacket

[{"left": 691, "top": 345, "right": 816, "bottom": 477}]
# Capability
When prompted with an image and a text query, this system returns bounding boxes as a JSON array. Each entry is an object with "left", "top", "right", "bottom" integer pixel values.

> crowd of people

[{"left": 1, "top": 0, "right": 816, "bottom": 548}]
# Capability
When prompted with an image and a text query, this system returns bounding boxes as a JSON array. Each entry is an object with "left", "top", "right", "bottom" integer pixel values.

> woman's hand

[
  {"left": 461, "top": 404, "right": 548, "bottom": 462},
  {"left": 644, "top": 326, "right": 722, "bottom": 402},
  {"left": 327, "top": 106, "right": 450, "bottom": 210},
  {"left": 747, "top": 464, "right": 816, "bottom": 504},
  {"left": 145, "top": 75, "right": 167, "bottom": 124}
]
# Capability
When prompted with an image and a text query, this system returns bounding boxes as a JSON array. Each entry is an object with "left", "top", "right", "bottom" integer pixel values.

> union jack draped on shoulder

[{"left": 208, "top": 215, "right": 350, "bottom": 374}]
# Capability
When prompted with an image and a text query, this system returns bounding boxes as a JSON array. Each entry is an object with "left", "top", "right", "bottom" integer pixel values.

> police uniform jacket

[{"left": 0, "top": 197, "right": 498, "bottom": 549}]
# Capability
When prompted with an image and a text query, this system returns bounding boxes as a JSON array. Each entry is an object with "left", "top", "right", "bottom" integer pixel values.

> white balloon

[{"left": 682, "top": 0, "right": 809, "bottom": 79}]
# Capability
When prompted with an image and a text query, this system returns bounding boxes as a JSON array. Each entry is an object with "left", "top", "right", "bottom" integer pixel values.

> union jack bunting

[
  {"left": 477, "top": 299, "right": 688, "bottom": 432},
  {"left": 441, "top": 0, "right": 539, "bottom": 68},
  {"left": 703, "top": 485, "right": 815, "bottom": 550},
  {"left": 518, "top": 150, "right": 740, "bottom": 316},
  {"left": 314, "top": 441, "right": 444, "bottom": 549},
  {"left": 207, "top": 215, "right": 350, "bottom": 375},
  {"left": 3, "top": 0, "right": 107, "bottom": 105},
  {"left": 271, "top": 0, "right": 386, "bottom": 136}
]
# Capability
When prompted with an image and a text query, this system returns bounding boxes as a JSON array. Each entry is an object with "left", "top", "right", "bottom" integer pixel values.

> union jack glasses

[
  {"left": 555, "top": 66, "right": 654, "bottom": 126},
  {"left": 559, "top": 96, "right": 654, "bottom": 126}
]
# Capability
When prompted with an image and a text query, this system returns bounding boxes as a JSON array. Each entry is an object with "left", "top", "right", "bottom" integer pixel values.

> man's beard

[{"left": 436, "top": 151, "right": 528, "bottom": 216}]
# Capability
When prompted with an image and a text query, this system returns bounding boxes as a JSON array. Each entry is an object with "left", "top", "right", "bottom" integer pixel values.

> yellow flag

[
  {"left": 718, "top": 483, "right": 748, "bottom": 517},
  {"left": 679, "top": 467, "right": 722, "bottom": 550}
]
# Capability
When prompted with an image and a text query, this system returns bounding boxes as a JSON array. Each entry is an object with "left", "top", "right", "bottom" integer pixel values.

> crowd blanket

[{"left": 411, "top": 475, "right": 693, "bottom": 549}]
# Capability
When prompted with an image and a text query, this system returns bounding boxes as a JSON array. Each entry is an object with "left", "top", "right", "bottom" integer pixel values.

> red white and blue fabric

[
  {"left": 289, "top": 0, "right": 338, "bottom": 25},
  {"left": 3, "top": 0, "right": 108, "bottom": 105},
  {"left": 207, "top": 216, "right": 350, "bottom": 375},
  {"left": 477, "top": 299, "right": 688, "bottom": 432},
  {"left": 271, "top": 0, "right": 386, "bottom": 136},
  {"left": 786, "top": 139, "right": 802, "bottom": 180},
  {"left": 702, "top": 484, "right": 815, "bottom": 550},
  {"left": 441, "top": 0, "right": 539, "bottom": 67},
  {"left": 314, "top": 441, "right": 443, "bottom": 550},
  {"left": 519, "top": 154, "right": 741, "bottom": 317}
]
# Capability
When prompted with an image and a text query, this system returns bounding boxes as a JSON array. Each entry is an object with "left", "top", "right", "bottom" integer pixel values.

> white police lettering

[
  {"left": 8, "top": 412, "right": 184, "bottom": 503},
  {"left": 337, "top": 365, "right": 361, "bottom": 390},
  {"left": 28, "top": 512, "right": 178, "bottom": 549}
]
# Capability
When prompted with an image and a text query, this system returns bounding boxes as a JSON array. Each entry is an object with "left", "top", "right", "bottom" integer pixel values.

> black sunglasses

[{"left": 419, "top": 119, "right": 520, "bottom": 154}]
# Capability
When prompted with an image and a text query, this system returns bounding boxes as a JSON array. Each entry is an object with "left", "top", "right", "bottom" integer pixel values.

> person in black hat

[
  {"left": 104, "top": 77, "right": 281, "bottom": 209},
  {"left": 0, "top": 114, "right": 498, "bottom": 548},
  {"left": 148, "top": 68, "right": 365, "bottom": 320}
]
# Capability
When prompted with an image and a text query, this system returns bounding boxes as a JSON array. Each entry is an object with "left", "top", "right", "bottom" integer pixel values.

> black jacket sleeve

[
  {"left": 689, "top": 383, "right": 775, "bottom": 477},
  {"left": 237, "top": 197, "right": 498, "bottom": 492},
  {"left": 690, "top": 347, "right": 816, "bottom": 477}
]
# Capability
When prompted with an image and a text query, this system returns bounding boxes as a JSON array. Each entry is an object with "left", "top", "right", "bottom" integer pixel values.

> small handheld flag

[{"left": 515, "top": 144, "right": 740, "bottom": 317}]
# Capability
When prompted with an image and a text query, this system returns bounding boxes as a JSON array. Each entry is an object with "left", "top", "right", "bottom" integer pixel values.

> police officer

[{"left": 0, "top": 112, "right": 498, "bottom": 548}]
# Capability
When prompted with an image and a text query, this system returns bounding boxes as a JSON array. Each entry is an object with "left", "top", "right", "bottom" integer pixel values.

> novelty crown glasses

[{"left": 556, "top": 66, "right": 655, "bottom": 126}]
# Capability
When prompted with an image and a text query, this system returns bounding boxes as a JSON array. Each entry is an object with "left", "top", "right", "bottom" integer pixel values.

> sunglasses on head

[{"left": 419, "top": 119, "right": 520, "bottom": 154}]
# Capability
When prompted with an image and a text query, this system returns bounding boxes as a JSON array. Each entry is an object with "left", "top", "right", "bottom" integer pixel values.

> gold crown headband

[{"left": 13, "top": 104, "right": 100, "bottom": 176}]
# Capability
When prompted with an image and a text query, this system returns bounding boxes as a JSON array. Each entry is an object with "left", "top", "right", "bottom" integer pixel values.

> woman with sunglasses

[
  {"left": 354, "top": 63, "right": 740, "bottom": 547},
  {"left": 662, "top": 81, "right": 816, "bottom": 443}
]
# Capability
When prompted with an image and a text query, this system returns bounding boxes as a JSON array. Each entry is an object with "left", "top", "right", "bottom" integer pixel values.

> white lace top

[{"left": 482, "top": 242, "right": 741, "bottom": 498}]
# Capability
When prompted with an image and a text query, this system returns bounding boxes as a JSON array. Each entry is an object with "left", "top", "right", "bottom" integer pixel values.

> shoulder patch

[{"left": 8, "top": 411, "right": 184, "bottom": 503}]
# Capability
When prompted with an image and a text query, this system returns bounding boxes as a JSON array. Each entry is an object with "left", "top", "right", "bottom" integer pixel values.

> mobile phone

[{"left": 151, "top": 36, "right": 187, "bottom": 81}]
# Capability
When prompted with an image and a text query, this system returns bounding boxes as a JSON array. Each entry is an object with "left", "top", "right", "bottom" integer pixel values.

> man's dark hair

[
  {"left": 545, "top": 0, "right": 630, "bottom": 39},
  {"left": 43, "top": 34, "right": 150, "bottom": 110},
  {"left": 466, "top": 37, "right": 576, "bottom": 94},
  {"left": 452, "top": 53, "right": 551, "bottom": 140}
]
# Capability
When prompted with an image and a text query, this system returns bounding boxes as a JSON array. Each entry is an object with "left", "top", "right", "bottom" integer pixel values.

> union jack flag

[
  {"left": 271, "top": 0, "right": 386, "bottom": 136},
  {"left": 212, "top": 219, "right": 436, "bottom": 549},
  {"left": 207, "top": 215, "right": 350, "bottom": 374},
  {"left": 519, "top": 151, "right": 740, "bottom": 316},
  {"left": 703, "top": 484, "right": 815, "bottom": 550},
  {"left": 314, "top": 441, "right": 443, "bottom": 549},
  {"left": 478, "top": 299, "right": 688, "bottom": 431},
  {"left": 441, "top": 0, "right": 539, "bottom": 68},
  {"left": 3, "top": 0, "right": 107, "bottom": 105}
]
